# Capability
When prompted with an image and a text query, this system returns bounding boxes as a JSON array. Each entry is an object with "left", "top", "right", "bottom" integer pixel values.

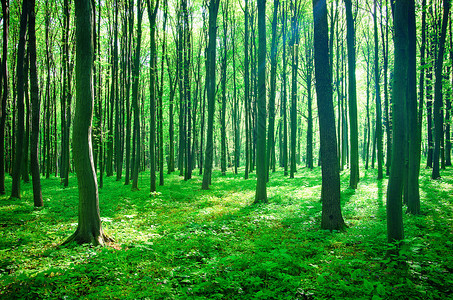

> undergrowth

[{"left": 0, "top": 166, "right": 452, "bottom": 299}]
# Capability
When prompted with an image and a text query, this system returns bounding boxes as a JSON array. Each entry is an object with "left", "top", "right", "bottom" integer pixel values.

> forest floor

[{"left": 0, "top": 166, "right": 452, "bottom": 299}]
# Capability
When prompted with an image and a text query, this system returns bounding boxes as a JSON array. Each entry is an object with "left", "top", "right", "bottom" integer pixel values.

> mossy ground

[{"left": 1, "top": 166, "right": 452, "bottom": 299}]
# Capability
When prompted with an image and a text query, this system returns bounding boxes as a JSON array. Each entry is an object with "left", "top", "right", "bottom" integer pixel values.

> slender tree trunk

[
  {"left": 131, "top": 0, "right": 143, "bottom": 191},
  {"left": 244, "top": 0, "right": 250, "bottom": 180},
  {"left": 28, "top": 0, "right": 43, "bottom": 207},
  {"left": 282, "top": 1, "right": 288, "bottom": 176},
  {"left": 373, "top": 0, "right": 383, "bottom": 180},
  {"left": 255, "top": 0, "right": 267, "bottom": 203},
  {"left": 0, "top": 0, "right": 9, "bottom": 195},
  {"left": 11, "top": 0, "right": 28, "bottom": 199},
  {"left": 446, "top": 14, "right": 452, "bottom": 167},
  {"left": 290, "top": 7, "right": 298, "bottom": 179},
  {"left": 344, "top": 0, "right": 359, "bottom": 188},
  {"left": 266, "top": 0, "right": 279, "bottom": 180},
  {"left": 312, "top": 0, "right": 345, "bottom": 231},
  {"left": 432, "top": 0, "right": 450, "bottom": 179},
  {"left": 201, "top": 0, "right": 220, "bottom": 190},
  {"left": 147, "top": 0, "right": 159, "bottom": 191}
]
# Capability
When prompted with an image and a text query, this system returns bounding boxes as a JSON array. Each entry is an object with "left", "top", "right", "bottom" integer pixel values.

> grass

[{"left": 1, "top": 166, "right": 453, "bottom": 299}]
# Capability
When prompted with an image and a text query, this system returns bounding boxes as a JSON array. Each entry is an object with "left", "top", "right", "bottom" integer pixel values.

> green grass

[{"left": 1, "top": 166, "right": 453, "bottom": 299}]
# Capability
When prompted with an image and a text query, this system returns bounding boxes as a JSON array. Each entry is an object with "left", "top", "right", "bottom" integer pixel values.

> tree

[
  {"left": 0, "top": 0, "right": 9, "bottom": 195},
  {"left": 132, "top": 0, "right": 144, "bottom": 191},
  {"left": 344, "top": 0, "right": 359, "bottom": 188},
  {"left": 255, "top": 0, "right": 267, "bottom": 203},
  {"left": 65, "top": 0, "right": 112, "bottom": 245},
  {"left": 146, "top": 0, "right": 159, "bottom": 192},
  {"left": 28, "top": 0, "right": 43, "bottom": 207},
  {"left": 386, "top": 0, "right": 408, "bottom": 244},
  {"left": 373, "top": 0, "right": 383, "bottom": 180},
  {"left": 266, "top": 0, "right": 279, "bottom": 180},
  {"left": 201, "top": 0, "right": 220, "bottom": 190},
  {"left": 312, "top": 0, "right": 345, "bottom": 231},
  {"left": 10, "top": 0, "right": 28, "bottom": 199},
  {"left": 406, "top": 0, "right": 420, "bottom": 214},
  {"left": 220, "top": 3, "right": 228, "bottom": 176},
  {"left": 290, "top": 0, "right": 299, "bottom": 179},
  {"left": 432, "top": 0, "right": 450, "bottom": 180}
]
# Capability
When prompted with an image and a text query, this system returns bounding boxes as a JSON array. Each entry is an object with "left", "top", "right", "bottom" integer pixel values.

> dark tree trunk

[
  {"left": 406, "top": 0, "right": 420, "bottom": 214},
  {"left": 266, "top": 0, "right": 279, "bottom": 180},
  {"left": 244, "top": 0, "right": 250, "bottom": 180},
  {"left": 0, "top": 0, "right": 8, "bottom": 195},
  {"left": 387, "top": 0, "right": 408, "bottom": 244},
  {"left": 290, "top": 4, "right": 298, "bottom": 179},
  {"left": 146, "top": 0, "right": 159, "bottom": 191},
  {"left": 255, "top": 0, "right": 267, "bottom": 203},
  {"left": 344, "top": 0, "right": 359, "bottom": 188},
  {"left": 432, "top": 0, "right": 450, "bottom": 179},
  {"left": 131, "top": 0, "right": 143, "bottom": 191},
  {"left": 201, "top": 0, "right": 220, "bottom": 190},
  {"left": 11, "top": 0, "right": 28, "bottom": 199},
  {"left": 220, "top": 3, "right": 228, "bottom": 176},
  {"left": 281, "top": 1, "right": 288, "bottom": 176},
  {"left": 124, "top": 0, "right": 133, "bottom": 185},
  {"left": 373, "top": 0, "right": 383, "bottom": 180},
  {"left": 312, "top": 0, "right": 345, "bottom": 231},
  {"left": 447, "top": 15, "right": 452, "bottom": 167},
  {"left": 28, "top": 0, "right": 43, "bottom": 207},
  {"left": 65, "top": 0, "right": 112, "bottom": 246}
]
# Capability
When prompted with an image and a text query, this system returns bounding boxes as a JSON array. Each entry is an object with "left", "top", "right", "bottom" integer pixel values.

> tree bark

[
  {"left": 11, "top": 0, "right": 27, "bottom": 199},
  {"left": 255, "top": 0, "right": 267, "bottom": 203},
  {"left": 432, "top": 0, "right": 450, "bottom": 179},
  {"left": 344, "top": 0, "right": 359, "bottom": 188},
  {"left": 312, "top": 0, "right": 345, "bottom": 231},
  {"left": 0, "top": 0, "right": 9, "bottom": 195},
  {"left": 387, "top": 0, "right": 408, "bottom": 243},
  {"left": 65, "top": 0, "right": 112, "bottom": 246},
  {"left": 28, "top": 0, "right": 43, "bottom": 207},
  {"left": 201, "top": 0, "right": 220, "bottom": 190}
]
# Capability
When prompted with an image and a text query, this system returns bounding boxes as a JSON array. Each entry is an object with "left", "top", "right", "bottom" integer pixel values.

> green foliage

[{"left": 1, "top": 167, "right": 453, "bottom": 299}]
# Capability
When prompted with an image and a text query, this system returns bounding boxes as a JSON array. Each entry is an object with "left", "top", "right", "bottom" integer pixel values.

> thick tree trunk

[
  {"left": 65, "top": 0, "right": 112, "bottom": 246},
  {"left": 255, "top": 0, "right": 267, "bottom": 203},
  {"left": 387, "top": 0, "right": 408, "bottom": 244},
  {"left": 220, "top": 4, "right": 228, "bottom": 176},
  {"left": 312, "top": 0, "right": 345, "bottom": 231},
  {"left": 290, "top": 8, "right": 298, "bottom": 179}
]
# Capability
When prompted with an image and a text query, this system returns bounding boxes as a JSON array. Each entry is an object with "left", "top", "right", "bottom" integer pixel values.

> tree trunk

[
  {"left": 432, "top": 0, "right": 450, "bottom": 179},
  {"left": 290, "top": 6, "right": 298, "bottom": 179},
  {"left": 131, "top": 0, "right": 143, "bottom": 191},
  {"left": 387, "top": 0, "right": 408, "bottom": 244},
  {"left": 266, "top": 0, "right": 279, "bottom": 180},
  {"left": 28, "top": 0, "right": 43, "bottom": 207},
  {"left": 11, "top": 0, "right": 27, "bottom": 199},
  {"left": 220, "top": 4, "right": 228, "bottom": 176},
  {"left": 65, "top": 0, "right": 112, "bottom": 246},
  {"left": 405, "top": 0, "right": 420, "bottom": 214},
  {"left": 0, "top": 0, "right": 8, "bottom": 195},
  {"left": 244, "top": 0, "right": 250, "bottom": 180},
  {"left": 201, "top": 0, "right": 220, "bottom": 190},
  {"left": 255, "top": 0, "right": 267, "bottom": 203},
  {"left": 147, "top": 0, "right": 159, "bottom": 192},
  {"left": 344, "top": 0, "right": 359, "bottom": 188},
  {"left": 313, "top": 0, "right": 345, "bottom": 231}
]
